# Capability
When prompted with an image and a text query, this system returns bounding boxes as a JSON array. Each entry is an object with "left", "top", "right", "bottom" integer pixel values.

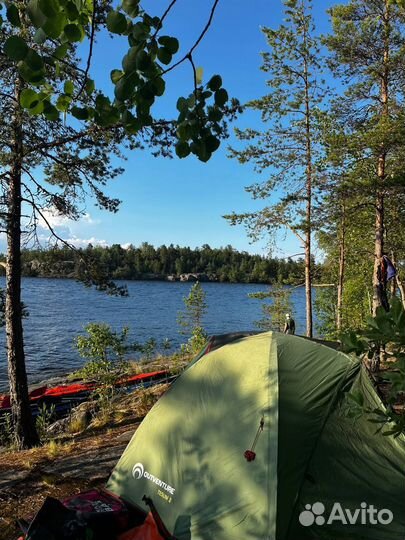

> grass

[{"left": 68, "top": 414, "right": 90, "bottom": 434}]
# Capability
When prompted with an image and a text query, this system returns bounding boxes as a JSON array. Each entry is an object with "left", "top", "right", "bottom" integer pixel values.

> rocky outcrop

[
  {"left": 24, "top": 259, "right": 75, "bottom": 278},
  {"left": 47, "top": 401, "right": 92, "bottom": 436},
  {"left": 179, "top": 273, "right": 215, "bottom": 282}
]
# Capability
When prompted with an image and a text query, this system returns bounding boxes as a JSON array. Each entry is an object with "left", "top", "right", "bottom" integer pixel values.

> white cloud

[
  {"left": 28, "top": 207, "right": 108, "bottom": 249},
  {"left": 121, "top": 243, "right": 132, "bottom": 250},
  {"left": 65, "top": 236, "right": 108, "bottom": 248},
  {"left": 37, "top": 209, "right": 100, "bottom": 229}
]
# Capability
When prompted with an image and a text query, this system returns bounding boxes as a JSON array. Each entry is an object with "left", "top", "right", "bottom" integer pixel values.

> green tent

[{"left": 107, "top": 332, "right": 405, "bottom": 540}]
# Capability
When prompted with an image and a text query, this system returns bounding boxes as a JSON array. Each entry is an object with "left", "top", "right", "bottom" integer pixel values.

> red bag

[{"left": 118, "top": 513, "right": 165, "bottom": 540}]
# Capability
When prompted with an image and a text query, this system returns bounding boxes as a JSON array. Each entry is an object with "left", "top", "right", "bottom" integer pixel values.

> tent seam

[{"left": 284, "top": 355, "right": 361, "bottom": 540}]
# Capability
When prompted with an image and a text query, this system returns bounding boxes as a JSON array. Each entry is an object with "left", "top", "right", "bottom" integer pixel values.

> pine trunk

[
  {"left": 336, "top": 203, "right": 346, "bottom": 332},
  {"left": 372, "top": 0, "right": 389, "bottom": 316},
  {"left": 397, "top": 274, "right": 405, "bottom": 310},
  {"left": 6, "top": 79, "right": 39, "bottom": 449},
  {"left": 390, "top": 252, "right": 397, "bottom": 297},
  {"left": 303, "top": 34, "right": 313, "bottom": 338}
]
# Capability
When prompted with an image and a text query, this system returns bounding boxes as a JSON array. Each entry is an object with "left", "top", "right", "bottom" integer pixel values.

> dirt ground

[
  {"left": 0, "top": 381, "right": 171, "bottom": 540},
  {"left": 0, "top": 420, "right": 142, "bottom": 540}
]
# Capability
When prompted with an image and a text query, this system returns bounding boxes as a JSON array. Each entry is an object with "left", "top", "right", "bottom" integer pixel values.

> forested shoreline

[{"left": 0, "top": 244, "right": 312, "bottom": 284}]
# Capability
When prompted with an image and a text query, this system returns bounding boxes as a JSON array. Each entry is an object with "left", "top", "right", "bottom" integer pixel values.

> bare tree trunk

[
  {"left": 372, "top": 0, "right": 389, "bottom": 317},
  {"left": 372, "top": 188, "right": 385, "bottom": 315},
  {"left": 336, "top": 202, "right": 346, "bottom": 332},
  {"left": 6, "top": 79, "right": 38, "bottom": 449},
  {"left": 371, "top": 0, "right": 390, "bottom": 372},
  {"left": 303, "top": 16, "right": 313, "bottom": 339},
  {"left": 390, "top": 251, "right": 397, "bottom": 297},
  {"left": 397, "top": 274, "right": 405, "bottom": 309}
]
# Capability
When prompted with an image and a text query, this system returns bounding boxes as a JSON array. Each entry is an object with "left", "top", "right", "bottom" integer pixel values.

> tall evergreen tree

[
  {"left": 225, "top": 0, "right": 325, "bottom": 337},
  {"left": 325, "top": 0, "right": 405, "bottom": 317}
]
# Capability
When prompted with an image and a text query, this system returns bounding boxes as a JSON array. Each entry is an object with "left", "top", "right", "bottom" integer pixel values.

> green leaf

[
  {"left": 151, "top": 77, "right": 165, "bottom": 97},
  {"left": 34, "top": 27, "right": 47, "bottom": 44},
  {"left": 64, "top": 80, "right": 74, "bottom": 95},
  {"left": 207, "top": 106, "right": 223, "bottom": 122},
  {"left": 136, "top": 49, "right": 151, "bottom": 71},
  {"left": 205, "top": 135, "right": 220, "bottom": 152},
  {"left": 187, "top": 94, "right": 195, "bottom": 108},
  {"left": 193, "top": 141, "right": 211, "bottom": 162},
  {"left": 175, "top": 141, "right": 190, "bottom": 158},
  {"left": 20, "top": 89, "right": 38, "bottom": 108},
  {"left": 176, "top": 97, "right": 188, "bottom": 113},
  {"left": 140, "top": 82, "right": 155, "bottom": 101},
  {"left": 71, "top": 106, "right": 90, "bottom": 120},
  {"left": 114, "top": 77, "right": 134, "bottom": 101},
  {"left": 25, "top": 49, "right": 44, "bottom": 71},
  {"left": 110, "top": 69, "right": 124, "bottom": 84},
  {"left": 121, "top": 110, "right": 142, "bottom": 133},
  {"left": 157, "top": 47, "right": 171, "bottom": 65},
  {"left": 54, "top": 43, "right": 68, "bottom": 59},
  {"left": 6, "top": 4, "right": 21, "bottom": 26},
  {"left": 4, "top": 36, "right": 29, "bottom": 61},
  {"left": 106, "top": 10, "right": 127, "bottom": 34},
  {"left": 65, "top": 1, "right": 79, "bottom": 20},
  {"left": 27, "top": 0, "right": 47, "bottom": 27},
  {"left": 27, "top": 99, "right": 44, "bottom": 115},
  {"left": 158, "top": 35, "right": 179, "bottom": 54},
  {"left": 196, "top": 67, "right": 203, "bottom": 85},
  {"left": 122, "top": 0, "right": 139, "bottom": 18},
  {"left": 64, "top": 23, "right": 82, "bottom": 42},
  {"left": 85, "top": 78, "right": 95, "bottom": 95},
  {"left": 215, "top": 88, "right": 228, "bottom": 107},
  {"left": 131, "top": 21, "right": 150, "bottom": 40},
  {"left": 207, "top": 74, "right": 222, "bottom": 91},
  {"left": 18, "top": 61, "right": 45, "bottom": 84},
  {"left": 42, "top": 13, "right": 65, "bottom": 38},
  {"left": 56, "top": 94, "right": 71, "bottom": 112},
  {"left": 43, "top": 101, "right": 59, "bottom": 120},
  {"left": 122, "top": 46, "right": 138, "bottom": 71},
  {"left": 39, "top": 0, "right": 60, "bottom": 17}
]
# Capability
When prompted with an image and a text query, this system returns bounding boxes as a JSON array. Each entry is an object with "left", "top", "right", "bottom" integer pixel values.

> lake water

[{"left": 0, "top": 278, "right": 313, "bottom": 390}]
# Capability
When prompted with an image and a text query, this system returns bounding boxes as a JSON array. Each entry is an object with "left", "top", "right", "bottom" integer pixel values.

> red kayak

[{"left": 0, "top": 370, "right": 168, "bottom": 410}]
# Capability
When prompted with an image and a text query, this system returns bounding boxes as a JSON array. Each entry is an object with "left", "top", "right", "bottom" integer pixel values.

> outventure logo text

[
  {"left": 299, "top": 502, "right": 393, "bottom": 527},
  {"left": 132, "top": 462, "right": 176, "bottom": 496}
]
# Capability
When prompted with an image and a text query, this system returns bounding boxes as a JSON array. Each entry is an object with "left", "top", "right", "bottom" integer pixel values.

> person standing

[{"left": 283, "top": 313, "right": 295, "bottom": 335}]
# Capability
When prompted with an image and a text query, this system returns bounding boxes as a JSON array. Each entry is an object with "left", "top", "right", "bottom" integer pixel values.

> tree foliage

[
  {"left": 7, "top": 243, "right": 309, "bottom": 283},
  {"left": 324, "top": 0, "right": 405, "bottom": 317},
  {"left": 177, "top": 281, "right": 208, "bottom": 354},
  {"left": 76, "top": 322, "right": 131, "bottom": 415},
  {"left": 225, "top": 0, "right": 325, "bottom": 337},
  {"left": 248, "top": 279, "right": 293, "bottom": 332},
  {"left": 0, "top": 0, "right": 238, "bottom": 161},
  {"left": 342, "top": 297, "right": 405, "bottom": 437},
  {"left": 0, "top": 0, "right": 239, "bottom": 448}
]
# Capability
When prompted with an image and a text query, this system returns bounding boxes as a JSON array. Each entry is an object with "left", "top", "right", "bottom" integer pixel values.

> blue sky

[{"left": 2, "top": 0, "right": 340, "bottom": 257}]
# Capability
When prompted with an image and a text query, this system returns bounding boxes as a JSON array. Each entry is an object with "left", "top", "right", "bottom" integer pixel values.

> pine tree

[
  {"left": 225, "top": 0, "right": 325, "bottom": 337},
  {"left": 249, "top": 280, "right": 293, "bottom": 332},
  {"left": 177, "top": 282, "right": 208, "bottom": 354},
  {"left": 325, "top": 0, "right": 405, "bottom": 317}
]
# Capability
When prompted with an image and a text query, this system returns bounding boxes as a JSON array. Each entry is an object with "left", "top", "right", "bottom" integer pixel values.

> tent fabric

[{"left": 106, "top": 332, "right": 405, "bottom": 540}]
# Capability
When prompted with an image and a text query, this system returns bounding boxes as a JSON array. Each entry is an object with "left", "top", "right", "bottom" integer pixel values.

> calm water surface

[{"left": 0, "top": 278, "right": 313, "bottom": 390}]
